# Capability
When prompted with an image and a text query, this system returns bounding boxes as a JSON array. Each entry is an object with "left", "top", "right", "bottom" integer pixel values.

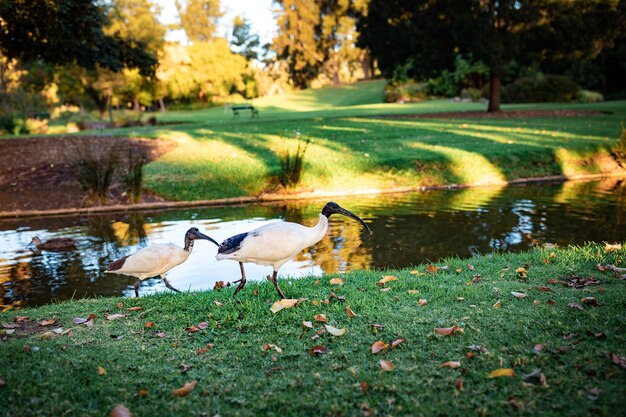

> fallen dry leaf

[
  {"left": 309, "top": 345, "right": 329, "bottom": 355},
  {"left": 186, "top": 326, "right": 200, "bottom": 333},
  {"left": 126, "top": 307, "right": 142, "bottom": 311},
  {"left": 346, "top": 306, "right": 357, "bottom": 318},
  {"left": 14, "top": 316, "right": 29, "bottom": 323},
  {"left": 409, "top": 270, "right": 420, "bottom": 275},
  {"left": 581, "top": 297, "right": 598, "bottom": 307},
  {"left": 110, "top": 404, "right": 131, "bottom": 417},
  {"left": 535, "top": 286, "right": 553, "bottom": 292},
  {"left": 488, "top": 368, "right": 515, "bottom": 378},
  {"left": 116, "top": 303, "right": 123, "bottom": 309},
  {"left": 511, "top": 292, "right": 528, "bottom": 298},
  {"left": 522, "top": 369, "right": 547, "bottom": 386},
  {"left": 302, "top": 321, "right": 313, "bottom": 329},
  {"left": 568, "top": 302, "right": 584, "bottom": 311},
  {"left": 270, "top": 298, "right": 308, "bottom": 314},
  {"left": 407, "top": 289, "right": 419, "bottom": 295},
  {"left": 418, "top": 299, "right": 427, "bottom": 306},
  {"left": 73, "top": 313, "right": 97, "bottom": 325},
  {"left": 455, "top": 378, "right": 465, "bottom": 391},
  {"left": 493, "top": 300, "right": 502, "bottom": 309},
  {"left": 106, "top": 314, "right": 127, "bottom": 321},
  {"left": 608, "top": 352, "right": 626, "bottom": 369},
  {"left": 604, "top": 243, "right": 622, "bottom": 252},
  {"left": 138, "top": 389, "right": 149, "bottom": 398},
  {"left": 197, "top": 322, "right": 208, "bottom": 330},
  {"left": 546, "top": 299, "right": 557, "bottom": 305},
  {"left": 434, "top": 325, "right": 464, "bottom": 336},
  {"left": 39, "top": 319, "right": 56, "bottom": 326},
  {"left": 313, "top": 314, "right": 328, "bottom": 323},
  {"left": 426, "top": 264, "right": 439, "bottom": 273},
  {"left": 325, "top": 324, "right": 346, "bottom": 337},
  {"left": 144, "top": 321, "right": 155, "bottom": 328},
  {"left": 39, "top": 331, "right": 57, "bottom": 339},
  {"left": 391, "top": 338, "right": 406, "bottom": 348},
  {"left": 441, "top": 361, "right": 461, "bottom": 369},
  {"left": 585, "top": 330, "right": 607, "bottom": 339},
  {"left": 155, "top": 331, "right": 167, "bottom": 338},
  {"left": 379, "top": 360, "right": 394, "bottom": 371},
  {"left": 377, "top": 275, "right": 398, "bottom": 286},
  {"left": 262, "top": 343, "right": 282, "bottom": 353},
  {"left": 196, "top": 343, "right": 214, "bottom": 354},
  {"left": 329, "top": 278, "right": 344, "bottom": 285},
  {"left": 533, "top": 344, "right": 545, "bottom": 353},
  {"left": 565, "top": 276, "right": 601, "bottom": 288},
  {"left": 516, "top": 267, "right": 527, "bottom": 279},
  {"left": 371, "top": 341, "right": 389, "bottom": 354},
  {"left": 97, "top": 366, "right": 107, "bottom": 375},
  {"left": 172, "top": 380, "right": 197, "bottom": 397},
  {"left": 380, "top": 287, "right": 392, "bottom": 293}
]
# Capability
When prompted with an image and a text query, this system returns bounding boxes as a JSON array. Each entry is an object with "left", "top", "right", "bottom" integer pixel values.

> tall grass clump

[
  {"left": 121, "top": 148, "right": 147, "bottom": 203},
  {"left": 69, "top": 144, "right": 119, "bottom": 204},
  {"left": 278, "top": 132, "right": 311, "bottom": 189}
]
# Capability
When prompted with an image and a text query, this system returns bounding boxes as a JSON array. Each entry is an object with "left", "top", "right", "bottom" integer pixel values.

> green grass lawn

[{"left": 1, "top": 243, "right": 624, "bottom": 416}]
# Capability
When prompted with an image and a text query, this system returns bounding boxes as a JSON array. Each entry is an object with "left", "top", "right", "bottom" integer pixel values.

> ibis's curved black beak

[
  {"left": 193, "top": 231, "right": 220, "bottom": 247},
  {"left": 334, "top": 206, "right": 373, "bottom": 235}
]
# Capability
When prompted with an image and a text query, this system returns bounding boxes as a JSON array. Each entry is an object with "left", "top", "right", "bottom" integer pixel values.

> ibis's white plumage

[
  {"left": 216, "top": 214, "right": 329, "bottom": 270},
  {"left": 106, "top": 243, "right": 191, "bottom": 281}
]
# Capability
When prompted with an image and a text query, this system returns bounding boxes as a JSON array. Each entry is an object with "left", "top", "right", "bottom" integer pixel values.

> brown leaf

[
  {"left": 533, "top": 344, "right": 545, "bottom": 353},
  {"left": 455, "top": 378, "right": 465, "bottom": 391},
  {"left": 106, "top": 314, "right": 127, "bottom": 321},
  {"left": 425, "top": 264, "right": 439, "bottom": 273},
  {"left": 535, "top": 286, "right": 553, "bottom": 292},
  {"left": 262, "top": 343, "right": 282, "bottom": 353},
  {"left": 213, "top": 281, "right": 225, "bottom": 290},
  {"left": 73, "top": 313, "right": 97, "bottom": 325},
  {"left": 39, "top": 319, "right": 56, "bottom": 326},
  {"left": 568, "top": 303, "right": 584, "bottom": 311},
  {"left": 313, "top": 314, "right": 328, "bottom": 323},
  {"left": 144, "top": 321, "right": 155, "bottom": 328},
  {"left": 39, "top": 331, "right": 57, "bottom": 339},
  {"left": 371, "top": 341, "right": 389, "bottom": 354},
  {"left": 391, "top": 338, "right": 406, "bottom": 348},
  {"left": 270, "top": 298, "right": 308, "bottom": 314},
  {"left": 434, "top": 325, "right": 464, "bottom": 336},
  {"left": 325, "top": 325, "right": 346, "bottom": 337},
  {"left": 581, "top": 297, "right": 598, "bottom": 307},
  {"left": 441, "top": 361, "right": 461, "bottom": 369},
  {"left": 196, "top": 343, "right": 214, "bottom": 354},
  {"left": 172, "top": 380, "right": 197, "bottom": 397},
  {"left": 407, "top": 289, "right": 419, "bottom": 294},
  {"left": 516, "top": 267, "right": 527, "bottom": 278},
  {"left": 604, "top": 243, "right": 622, "bottom": 252},
  {"left": 309, "top": 345, "right": 329, "bottom": 355},
  {"left": 360, "top": 381, "right": 368, "bottom": 394},
  {"left": 376, "top": 275, "right": 398, "bottom": 286},
  {"left": 547, "top": 278, "right": 566, "bottom": 286},
  {"left": 329, "top": 278, "right": 344, "bottom": 285},
  {"left": 379, "top": 360, "right": 394, "bottom": 371},
  {"left": 346, "top": 306, "right": 357, "bottom": 318},
  {"left": 585, "top": 330, "right": 607, "bottom": 339},
  {"left": 418, "top": 299, "right": 427, "bottom": 306},
  {"left": 493, "top": 300, "right": 502, "bottom": 309},
  {"left": 608, "top": 352, "right": 626, "bottom": 369},
  {"left": 565, "top": 276, "right": 601, "bottom": 288},
  {"left": 14, "top": 316, "right": 29, "bottom": 323},
  {"left": 126, "top": 307, "right": 142, "bottom": 311},
  {"left": 116, "top": 302, "right": 123, "bottom": 309},
  {"left": 546, "top": 299, "right": 557, "bottom": 305},
  {"left": 110, "top": 404, "right": 131, "bottom": 417},
  {"left": 138, "top": 389, "right": 149, "bottom": 398},
  {"left": 186, "top": 326, "right": 200, "bottom": 333},
  {"left": 522, "top": 369, "right": 547, "bottom": 385},
  {"left": 197, "top": 322, "right": 208, "bottom": 329},
  {"left": 488, "top": 368, "right": 515, "bottom": 378},
  {"left": 97, "top": 366, "right": 107, "bottom": 375},
  {"left": 409, "top": 270, "right": 420, "bottom": 275},
  {"left": 370, "top": 323, "right": 385, "bottom": 330}
]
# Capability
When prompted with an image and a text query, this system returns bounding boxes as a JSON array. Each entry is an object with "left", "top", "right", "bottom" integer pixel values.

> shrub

[
  {"left": 384, "top": 81, "right": 430, "bottom": 103},
  {"left": 502, "top": 74, "right": 580, "bottom": 103},
  {"left": 120, "top": 148, "right": 147, "bottom": 203},
  {"left": 576, "top": 90, "right": 604, "bottom": 103},
  {"left": 69, "top": 144, "right": 120, "bottom": 204},
  {"left": 278, "top": 132, "right": 311, "bottom": 189}
]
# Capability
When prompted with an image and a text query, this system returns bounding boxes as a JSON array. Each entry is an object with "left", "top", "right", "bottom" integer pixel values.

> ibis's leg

[
  {"left": 232, "top": 262, "right": 247, "bottom": 296},
  {"left": 162, "top": 276, "right": 181, "bottom": 293},
  {"left": 134, "top": 280, "right": 141, "bottom": 298},
  {"left": 267, "top": 271, "right": 285, "bottom": 299}
]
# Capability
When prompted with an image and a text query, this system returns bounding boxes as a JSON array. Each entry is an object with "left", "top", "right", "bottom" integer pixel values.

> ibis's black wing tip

[
  {"left": 106, "top": 255, "right": 129, "bottom": 272},
  {"left": 217, "top": 232, "right": 249, "bottom": 255}
]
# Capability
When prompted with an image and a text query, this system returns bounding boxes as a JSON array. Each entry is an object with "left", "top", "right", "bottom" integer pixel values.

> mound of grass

[{"left": 1, "top": 243, "right": 624, "bottom": 416}]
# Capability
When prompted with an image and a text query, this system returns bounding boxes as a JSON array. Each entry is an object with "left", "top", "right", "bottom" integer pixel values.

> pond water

[{"left": 1, "top": 177, "right": 625, "bottom": 310}]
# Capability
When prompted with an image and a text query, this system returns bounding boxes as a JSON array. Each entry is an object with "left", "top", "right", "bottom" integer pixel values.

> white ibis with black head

[
  {"left": 215, "top": 202, "right": 372, "bottom": 298},
  {"left": 105, "top": 227, "right": 219, "bottom": 297}
]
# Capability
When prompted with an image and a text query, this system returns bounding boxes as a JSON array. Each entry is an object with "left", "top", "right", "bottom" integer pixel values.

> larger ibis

[
  {"left": 105, "top": 227, "right": 219, "bottom": 297},
  {"left": 215, "top": 202, "right": 372, "bottom": 298}
]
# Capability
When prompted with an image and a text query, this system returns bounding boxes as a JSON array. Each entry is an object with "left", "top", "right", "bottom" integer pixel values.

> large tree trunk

[
  {"left": 360, "top": 50, "right": 371, "bottom": 80},
  {"left": 158, "top": 97, "right": 166, "bottom": 112},
  {"left": 488, "top": 73, "right": 501, "bottom": 112}
]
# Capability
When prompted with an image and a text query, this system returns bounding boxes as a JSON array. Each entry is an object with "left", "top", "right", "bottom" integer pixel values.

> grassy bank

[{"left": 1, "top": 243, "right": 625, "bottom": 416}]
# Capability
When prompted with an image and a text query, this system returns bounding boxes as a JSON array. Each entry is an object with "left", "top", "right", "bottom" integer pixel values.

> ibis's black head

[
  {"left": 184, "top": 227, "right": 219, "bottom": 251},
  {"left": 321, "top": 202, "right": 373, "bottom": 235}
]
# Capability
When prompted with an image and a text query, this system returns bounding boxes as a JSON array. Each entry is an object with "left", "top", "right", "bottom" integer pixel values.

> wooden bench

[{"left": 232, "top": 103, "right": 259, "bottom": 118}]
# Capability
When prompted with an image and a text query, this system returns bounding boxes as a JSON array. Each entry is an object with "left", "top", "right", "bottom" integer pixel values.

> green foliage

[
  {"left": 0, "top": 112, "right": 23, "bottom": 135},
  {"left": 502, "top": 74, "right": 580, "bottom": 103},
  {"left": 175, "top": 0, "right": 223, "bottom": 43},
  {"left": 384, "top": 81, "right": 429, "bottom": 103},
  {"left": 278, "top": 132, "right": 311, "bottom": 189},
  {"left": 427, "top": 54, "right": 489, "bottom": 97},
  {"left": 69, "top": 144, "right": 120, "bottom": 204},
  {"left": 0, "top": 0, "right": 157, "bottom": 76},
  {"left": 576, "top": 90, "right": 604, "bottom": 103},
  {"left": 230, "top": 16, "right": 261, "bottom": 61}
]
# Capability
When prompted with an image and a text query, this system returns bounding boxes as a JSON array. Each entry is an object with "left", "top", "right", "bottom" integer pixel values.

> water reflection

[{"left": 1, "top": 177, "right": 625, "bottom": 310}]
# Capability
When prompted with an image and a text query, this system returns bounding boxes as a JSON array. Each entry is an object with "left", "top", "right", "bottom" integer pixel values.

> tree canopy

[
  {"left": 175, "top": 0, "right": 223, "bottom": 43},
  {"left": 0, "top": 0, "right": 157, "bottom": 76}
]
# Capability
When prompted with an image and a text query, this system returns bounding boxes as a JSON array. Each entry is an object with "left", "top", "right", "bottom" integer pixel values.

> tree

[
  {"left": 230, "top": 16, "right": 261, "bottom": 61},
  {"left": 175, "top": 0, "right": 223, "bottom": 43},
  {"left": 0, "top": 0, "right": 156, "bottom": 76},
  {"left": 357, "top": 0, "right": 624, "bottom": 111}
]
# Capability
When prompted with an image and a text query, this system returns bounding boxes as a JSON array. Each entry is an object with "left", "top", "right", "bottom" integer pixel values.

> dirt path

[{"left": 0, "top": 135, "right": 175, "bottom": 212}]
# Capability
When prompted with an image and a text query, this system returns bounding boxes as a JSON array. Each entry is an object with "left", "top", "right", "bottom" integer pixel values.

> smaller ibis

[
  {"left": 30, "top": 236, "right": 76, "bottom": 252},
  {"left": 105, "top": 227, "right": 219, "bottom": 297},
  {"left": 215, "top": 202, "right": 372, "bottom": 298}
]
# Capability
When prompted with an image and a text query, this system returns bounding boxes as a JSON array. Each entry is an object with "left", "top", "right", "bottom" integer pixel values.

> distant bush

[
  {"left": 120, "top": 148, "right": 147, "bottom": 203},
  {"left": 278, "top": 132, "right": 311, "bottom": 189},
  {"left": 69, "top": 144, "right": 120, "bottom": 204},
  {"left": 0, "top": 113, "right": 30, "bottom": 135},
  {"left": 576, "top": 90, "right": 604, "bottom": 103},
  {"left": 502, "top": 74, "right": 580, "bottom": 103},
  {"left": 384, "top": 81, "right": 430, "bottom": 103}
]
